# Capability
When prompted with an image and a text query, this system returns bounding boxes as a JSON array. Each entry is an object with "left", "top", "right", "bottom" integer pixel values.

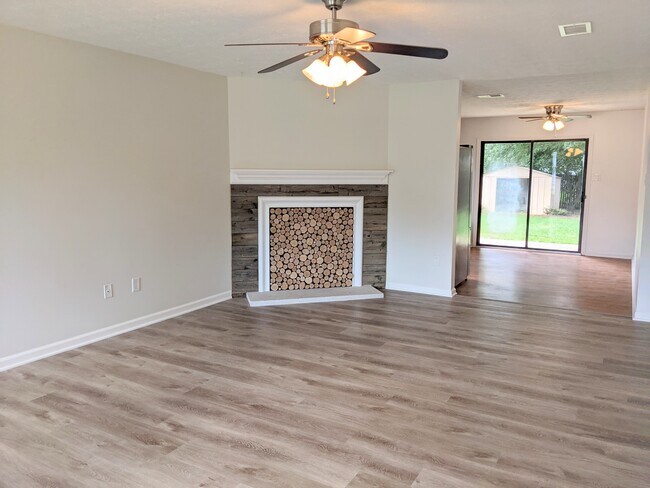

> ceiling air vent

[
  {"left": 476, "top": 94, "right": 505, "bottom": 99},
  {"left": 558, "top": 22, "right": 592, "bottom": 37}
]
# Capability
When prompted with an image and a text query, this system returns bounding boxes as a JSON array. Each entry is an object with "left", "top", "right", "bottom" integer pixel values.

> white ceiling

[{"left": 1, "top": 0, "right": 649, "bottom": 116}]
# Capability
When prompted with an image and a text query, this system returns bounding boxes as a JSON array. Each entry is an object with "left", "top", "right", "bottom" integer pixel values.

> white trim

[
  {"left": 258, "top": 196, "right": 364, "bottom": 292},
  {"left": 231, "top": 169, "right": 393, "bottom": 185},
  {"left": 0, "top": 291, "right": 231, "bottom": 372},
  {"left": 581, "top": 251, "right": 632, "bottom": 260},
  {"left": 386, "top": 282, "right": 456, "bottom": 298},
  {"left": 247, "top": 285, "right": 383, "bottom": 307},
  {"left": 633, "top": 312, "right": 650, "bottom": 323}
]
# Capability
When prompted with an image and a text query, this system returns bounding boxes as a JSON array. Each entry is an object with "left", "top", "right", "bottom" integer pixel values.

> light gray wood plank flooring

[{"left": 1, "top": 291, "right": 649, "bottom": 487}]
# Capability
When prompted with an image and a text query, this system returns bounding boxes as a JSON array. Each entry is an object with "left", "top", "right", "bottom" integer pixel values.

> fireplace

[
  {"left": 257, "top": 196, "right": 364, "bottom": 292},
  {"left": 230, "top": 169, "right": 390, "bottom": 305}
]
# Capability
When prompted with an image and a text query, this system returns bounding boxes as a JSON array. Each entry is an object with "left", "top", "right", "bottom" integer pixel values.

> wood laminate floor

[
  {"left": 2, "top": 291, "right": 649, "bottom": 487},
  {"left": 456, "top": 247, "right": 633, "bottom": 317}
]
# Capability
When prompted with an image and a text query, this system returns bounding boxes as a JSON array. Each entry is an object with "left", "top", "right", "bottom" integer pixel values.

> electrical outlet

[
  {"left": 103, "top": 284, "right": 114, "bottom": 299},
  {"left": 131, "top": 277, "right": 141, "bottom": 293}
]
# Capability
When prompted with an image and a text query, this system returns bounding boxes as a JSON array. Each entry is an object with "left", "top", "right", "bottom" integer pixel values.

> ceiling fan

[
  {"left": 519, "top": 105, "right": 592, "bottom": 132},
  {"left": 226, "top": 0, "right": 448, "bottom": 102}
]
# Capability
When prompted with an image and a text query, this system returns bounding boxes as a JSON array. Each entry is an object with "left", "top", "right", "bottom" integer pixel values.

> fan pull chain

[{"left": 324, "top": 87, "right": 336, "bottom": 105}]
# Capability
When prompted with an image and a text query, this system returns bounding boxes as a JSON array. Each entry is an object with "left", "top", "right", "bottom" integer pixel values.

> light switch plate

[{"left": 131, "top": 277, "right": 141, "bottom": 293}]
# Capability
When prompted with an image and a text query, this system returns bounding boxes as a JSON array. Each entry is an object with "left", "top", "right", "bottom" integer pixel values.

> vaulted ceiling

[{"left": 1, "top": 0, "right": 648, "bottom": 116}]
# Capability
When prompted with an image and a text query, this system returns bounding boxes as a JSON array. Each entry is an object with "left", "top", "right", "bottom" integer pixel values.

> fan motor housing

[{"left": 310, "top": 19, "right": 359, "bottom": 42}]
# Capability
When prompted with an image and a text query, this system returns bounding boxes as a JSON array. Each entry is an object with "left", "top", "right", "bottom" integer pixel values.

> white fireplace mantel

[{"left": 230, "top": 169, "right": 393, "bottom": 185}]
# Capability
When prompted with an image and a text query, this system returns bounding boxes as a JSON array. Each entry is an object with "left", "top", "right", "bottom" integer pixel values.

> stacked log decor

[
  {"left": 231, "top": 184, "right": 387, "bottom": 296},
  {"left": 269, "top": 207, "right": 354, "bottom": 290}
]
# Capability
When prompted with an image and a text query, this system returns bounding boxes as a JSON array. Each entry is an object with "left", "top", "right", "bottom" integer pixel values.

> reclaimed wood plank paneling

[{"left": 231, "top": 184, "right": 388, "bottom": 296}]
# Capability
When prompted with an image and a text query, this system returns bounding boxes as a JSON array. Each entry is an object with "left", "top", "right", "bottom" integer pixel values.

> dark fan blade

[
  {"left": 368, "top": 42, "right": 448, "bottom": 59},
  {"left": 226, "top": 42, "right": 317, "bottom": 47},
  {"left": 563, "top": 114, "right": 592, "bottom": 119},
  {"left": 347, "top": 51, "right": 380, "bottom": 75},
  {"left": 518, "top": 116, "right": 545, "bottom": 120},
  {"left": 258, "top": 49, "right": 323, "bottom": 74}
]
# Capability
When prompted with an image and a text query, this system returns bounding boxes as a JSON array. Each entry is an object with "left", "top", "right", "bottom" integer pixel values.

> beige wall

[
  {"left": 461, "top": 111, "right": 645, "bottom": 258},
  {"left": 0, "top": 25, "right": 231, "bottom": 362},
  {"left": 387, "top": 80, "right": 462, "bottom": 295},
  {"left": 228, "top": 77, "right": 389, "bottom": 170}
]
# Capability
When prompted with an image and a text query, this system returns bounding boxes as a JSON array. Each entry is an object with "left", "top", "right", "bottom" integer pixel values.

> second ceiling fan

[
  {"left": 519, "top": 105, "right": 592, "bottom": 132},
  {"left": 226, "top": 0, "right": 448, "bottom": 101}
]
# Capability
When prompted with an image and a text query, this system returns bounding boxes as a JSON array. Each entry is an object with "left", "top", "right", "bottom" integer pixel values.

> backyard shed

[{"left": 481, "top": 166, "right": 561, "bottom": 215}]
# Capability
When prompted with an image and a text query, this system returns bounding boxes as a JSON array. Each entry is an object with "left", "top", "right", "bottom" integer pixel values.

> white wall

[
  {"left": 633, "top": 91, "right": 650, "bottom": 321},
  {"left": 228, "top": 77, "right": 389, "bottom": 170},
  {"left": 0, "top": 25, "right": 232, "bottom": 365},
  {"left": 460, "top": 111, "right": 645, "bottom": 258},
  {"left": 386, "top": 80, "right": 462, "bottom": 296}
]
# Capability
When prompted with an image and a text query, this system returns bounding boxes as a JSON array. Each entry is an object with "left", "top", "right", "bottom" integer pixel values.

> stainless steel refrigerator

[{"left": 455, "top": 145, "right": 472, "bottom": 287}]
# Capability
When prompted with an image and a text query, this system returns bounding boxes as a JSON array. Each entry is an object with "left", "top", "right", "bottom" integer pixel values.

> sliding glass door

[{"left": 477, "top": 139, "right": 588, "bottom": 252}]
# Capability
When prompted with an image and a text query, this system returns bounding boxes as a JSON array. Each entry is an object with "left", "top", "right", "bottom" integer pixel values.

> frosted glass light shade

[
  {"left": 542, "top": 120, "right": 556, "bottom": 131},
  {"left": 542, "top": 118, "right": 566, "bottom": 131},
  {"left": 302, "top": 54, "right": 367, "bottom": 88},
  {"left": 345, "top": 59, "right": 366, "bottom": 85},
  {"left": 302, "top": 58, "right": 343, "bottom": 88}
]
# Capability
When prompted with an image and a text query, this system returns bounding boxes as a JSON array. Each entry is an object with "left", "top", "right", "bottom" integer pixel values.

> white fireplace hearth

[{"left": 246, "top": 285, "right": 383, "bottom": 307}]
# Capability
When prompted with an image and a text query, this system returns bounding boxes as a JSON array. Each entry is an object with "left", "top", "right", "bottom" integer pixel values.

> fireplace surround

[
  {"left": 231, "top": 170, "right": 390, "bottom": 297},
  {"left": 257, "top": 196, "right": 364, "bottom": 292}
]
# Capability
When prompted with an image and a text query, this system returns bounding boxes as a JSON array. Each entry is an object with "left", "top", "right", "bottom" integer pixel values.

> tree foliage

[{"left": 484, "top": 141, "right": 586, "bottom": 177}]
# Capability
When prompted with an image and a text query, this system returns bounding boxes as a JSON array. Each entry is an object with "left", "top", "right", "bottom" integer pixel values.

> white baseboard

[
  {"left": 0, "top": 291, "right": 231, "bottom": 372},
  {"left": 385, "top": 282, "right": 455, "bottom": 298},
  {"left": 582, "top": 251, "right": 632, "bottom": 260},
  {"left": 633, "top": 311, "right": 650, "bottom": 323}
]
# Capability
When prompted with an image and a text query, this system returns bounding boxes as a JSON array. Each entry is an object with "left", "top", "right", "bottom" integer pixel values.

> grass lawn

[{"left": 480, "top": 212, "right": 580, "bottom": 245}]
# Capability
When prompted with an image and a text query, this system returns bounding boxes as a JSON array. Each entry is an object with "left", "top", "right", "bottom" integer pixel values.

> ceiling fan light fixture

[
  {"left": 542, "top": 118, "right": 565, "bottom": 132},
  {"left": 542, "top": 119, "right": 556, "bottom": 131},
  {"left": 302, "top": 57, "right": 340, "bottom": 87},
  {"left": 302, "top": 54, "right": 366, "bottom": 88}
]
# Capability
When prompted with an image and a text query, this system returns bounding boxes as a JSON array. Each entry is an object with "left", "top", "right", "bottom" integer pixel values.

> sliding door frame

[{"left": 477, "top": 138, "right": 589, "bottom": 253}]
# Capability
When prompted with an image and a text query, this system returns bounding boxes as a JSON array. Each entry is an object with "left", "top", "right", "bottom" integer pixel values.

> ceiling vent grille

[{"left": 558, "top": 22, "right": 592, "bottom": 37}]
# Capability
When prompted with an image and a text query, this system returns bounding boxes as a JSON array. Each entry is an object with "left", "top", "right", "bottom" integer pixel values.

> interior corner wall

[
  {"left": 0, "top": 25, "right": 232, "bottom": 364},
  {"left": 386, "top": 80, "right": 462, "bottom": 296},
  {"left": 227, "top": 77, "right": 389, "bottom": 170},
  {"left": 460, "top": 111, "right": 645, "bottom": 259},
  {"left": 633, "top": 90, "right": 650, "bottom": 321}
]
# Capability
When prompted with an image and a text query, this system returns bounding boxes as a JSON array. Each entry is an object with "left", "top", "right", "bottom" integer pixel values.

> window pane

[
  {"left": 479, "top": 142, "right": 531, "bottom": 248},
  {"left": 527, "top": 141, "right": 585, "bottom": 251}
]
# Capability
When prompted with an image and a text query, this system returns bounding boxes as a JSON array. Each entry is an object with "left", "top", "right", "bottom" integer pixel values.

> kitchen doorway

[{"left": 477, "top": 139, "right": 588, "bottom": 252}]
